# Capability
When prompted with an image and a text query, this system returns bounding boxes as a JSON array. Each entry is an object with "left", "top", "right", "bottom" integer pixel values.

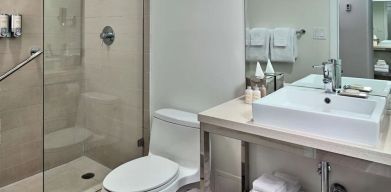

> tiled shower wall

[
  {"left": 0, "top": 0, "right": 43, "bottom": 187},
  {"left": 82, "top": 0, "right": 144, "bottom": 168}
]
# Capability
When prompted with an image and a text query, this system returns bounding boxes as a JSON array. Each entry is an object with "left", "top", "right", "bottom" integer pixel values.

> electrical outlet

[{"left": 313, "top": 28, "right": 327, "bottom": 40}]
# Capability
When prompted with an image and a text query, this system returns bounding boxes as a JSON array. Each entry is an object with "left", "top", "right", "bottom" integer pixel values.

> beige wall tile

[{"left": 0, "top": 0, "right": 43, "bottom": 187}]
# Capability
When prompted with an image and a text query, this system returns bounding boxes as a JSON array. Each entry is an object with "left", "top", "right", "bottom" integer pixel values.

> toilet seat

[{"left": 103, "top": 155, "right": 179, "bottom": 192}]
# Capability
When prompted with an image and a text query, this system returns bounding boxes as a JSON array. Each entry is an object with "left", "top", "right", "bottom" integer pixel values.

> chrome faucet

[{"left": 313, "top": 59, "right": 342, "bottom": 93}]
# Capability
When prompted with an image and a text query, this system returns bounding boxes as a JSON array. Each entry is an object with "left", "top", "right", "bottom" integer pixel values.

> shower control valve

[{"left": 100, "top": 26, "right": 115, "bottom": 46}]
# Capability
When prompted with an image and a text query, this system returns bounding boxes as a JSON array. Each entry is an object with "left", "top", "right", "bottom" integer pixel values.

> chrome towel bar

[{"left": 0, "top": 48, "right": 43, "bottom": 82}]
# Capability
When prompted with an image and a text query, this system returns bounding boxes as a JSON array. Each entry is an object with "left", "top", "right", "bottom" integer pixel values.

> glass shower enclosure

[{"left": 0, "top": 0, "right": 146, "bottom": 191}]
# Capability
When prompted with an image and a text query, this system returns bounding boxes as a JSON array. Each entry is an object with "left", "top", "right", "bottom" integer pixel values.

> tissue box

[
  {"left": 265, "top": 72, "right": 284, "bottom": 93},
  {"left": 247, "top": 73, "right": 285, "bottom": 94}
]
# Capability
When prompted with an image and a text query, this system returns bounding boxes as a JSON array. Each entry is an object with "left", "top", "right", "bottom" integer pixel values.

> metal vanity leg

[
  {"left": 318, "top": 161, "right": 331, "bottom": 192},
  {"left": 201, "top": 130, "right": 211, "bottom": 192},
  {"left": 241, "top": 141, "right": 250, "bottom": 192}
]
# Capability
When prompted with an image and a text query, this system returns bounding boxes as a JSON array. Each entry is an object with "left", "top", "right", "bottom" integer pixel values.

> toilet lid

[{"left": 103, "top": 155, "right": 179, "bottom": 192}]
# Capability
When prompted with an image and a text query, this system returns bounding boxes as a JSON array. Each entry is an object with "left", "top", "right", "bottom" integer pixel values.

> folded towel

[
  {"left": 271, "top": 28, "right": 296, "bottom": 63},
  {"left": 374, "top": 64, "right": 389, "bottom": 69},
  {"left": 287, "top": 184, "right": 301, "bottom": 192},
  {"left": 274, "top": 172, "right": 301, "bottom": 192},
  {"left": 253, "top": 174, "right": 287, "bottom": 192},
  {"left": 246, "top": 28, "right": 251, "bottom": 46},
  {"left": 376, "top": 59, "right": 387, "bottom": 65},
  {"left": 251, "top": 28, "right": 269, "bottom": 46},
  {"left": 246, "top": 46, "right": 269, "bottom": 62},
  {"left": 246, "top": 28, "right": 270, "bottom": 62},
  {"left": 375, "top": 68, "right": 389, "bottom": 72},
  {"left": 273, "top": 28, "right": 290, "bottom": 47},
  {"left": 292, "top": 29, "right": 298, "bottom": 59},
  {"left": 274, "top": 172, "right": 299, "bottom": 186}
]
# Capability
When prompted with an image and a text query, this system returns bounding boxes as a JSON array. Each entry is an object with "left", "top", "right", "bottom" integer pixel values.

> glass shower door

[{"left": 43, "top": 0, "right": 145, "bottom": 191}]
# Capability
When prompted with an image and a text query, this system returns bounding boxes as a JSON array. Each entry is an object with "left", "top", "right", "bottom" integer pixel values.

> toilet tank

[{"left": 149, "top": 109, "right": 200, "bottom": 169}]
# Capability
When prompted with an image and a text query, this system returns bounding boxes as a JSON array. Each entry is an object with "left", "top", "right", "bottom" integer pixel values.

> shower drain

[{"left": 81, "top": 172, "right": 95, "bottom": 180}]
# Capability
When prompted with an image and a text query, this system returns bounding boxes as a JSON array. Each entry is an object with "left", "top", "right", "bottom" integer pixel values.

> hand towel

[
  {"left": 271, "top": 28, "right": 296, "bottom": 63},
  {"left": 273, "top": 28, "right": 290, "bottom": 47},
  {"left": 251, "top": 28, "right": 268, "bottom": 46},
  {"left": 292, "top": 29, "right": 299, "bottom": 59},
  {"left": 253, "top": 173, "right": 287, "bottom": 192},
  {"left": 246, "top": 28, "right": 251, "bottom": 46},
  {"left": 246, "top": 28, "right": 270, "bottom": 62}
]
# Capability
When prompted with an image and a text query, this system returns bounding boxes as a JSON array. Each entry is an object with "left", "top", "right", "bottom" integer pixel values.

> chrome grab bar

[{"left": 0, "top": 48, "right": 43, "bottom": 82}]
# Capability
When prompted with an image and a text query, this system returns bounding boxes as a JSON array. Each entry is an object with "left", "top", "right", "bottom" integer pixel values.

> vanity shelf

[{"left": 199, "top": 97, "right": 391, "bottom": 192}]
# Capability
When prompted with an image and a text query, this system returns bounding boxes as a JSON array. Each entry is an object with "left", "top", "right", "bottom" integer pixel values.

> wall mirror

[
  {"left": 245, "top": 0, "right": 391, "bottom": 98},
  {"left": 245, "top": 0, "right": 339, "bottom": 83},
  {"left": 373, "top": 0, "right": 391, "bottom": 80}
]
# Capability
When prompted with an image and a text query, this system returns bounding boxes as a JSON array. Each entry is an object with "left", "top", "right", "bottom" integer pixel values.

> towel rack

[
  {"left": 296, "top": 29, "right": 306, "bottom": 36},
  {"left": 0, "top": 48, "right": 43, "bottom": 82}
]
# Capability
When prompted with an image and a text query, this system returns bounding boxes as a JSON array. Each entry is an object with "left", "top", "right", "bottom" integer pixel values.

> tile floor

[{"left": 0, "top": 156, "right": 110, "bottom": 192}]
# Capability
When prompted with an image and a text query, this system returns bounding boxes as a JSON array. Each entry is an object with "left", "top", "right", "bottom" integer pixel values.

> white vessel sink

[
  {"left": 252, "top": 86, "right": 387, "bottom": 146},
  {"left": 291, "top": 74, "right": 391, "bottom": 97}
]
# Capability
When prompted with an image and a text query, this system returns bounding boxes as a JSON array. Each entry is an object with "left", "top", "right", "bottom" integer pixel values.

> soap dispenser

[
  {"left": 11, "top": 14, "right": 22, "bottom": 38},
  {"left": 245, "top": 86, "right": 253, "bottom": 104},
  {"left": 0, "top": 14, "right": 10, "bottom": 37}
]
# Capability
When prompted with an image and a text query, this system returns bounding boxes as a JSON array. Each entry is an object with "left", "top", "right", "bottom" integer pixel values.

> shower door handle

[{"left": 0, "top": 48, "right": 43, "bottom": 82}]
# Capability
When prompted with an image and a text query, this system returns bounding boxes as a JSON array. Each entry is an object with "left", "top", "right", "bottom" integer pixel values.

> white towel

[
  {"left": 274, "top": 172, "right": 299, "bottom": 186},
  {"left": 271, "top": 28, "right": 297, "bottom": 63},
  {"left": 253, "top": 174, "right": 287, "bottom": 192},
  {"left": 251, "top": 28, "right": 268, "bottom": 46},
  {"left": 374, "top": 64, "right": 389, "bottom": 69},
  {"left": 375, "top": 68, "right": 389, "bottom": 72},
  {"left": 292, "top": 29, "right": 298, "bottom": 59},
  {"left": 246, "top": 28, "right": 270, "bottom": 62},
  {"left": 246, "top": 28, "right": 251, "bottom": 46},
  {"left": 274, "top": 172, "right": 301, "bottom": 192},
  {"left": 273, "top": 28, "right": 290, "bottom": 47}
]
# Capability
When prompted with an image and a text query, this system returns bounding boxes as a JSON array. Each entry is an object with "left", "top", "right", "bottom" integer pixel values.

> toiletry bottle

[
  {"left": 253, "top": 86, "right": 261, "bottom": 101},
  {"left": 261, "top": 85, "right": 267, "bottom": 97},
  {"left": 245, "top": 86, "right": 253, "bottom": 104}
]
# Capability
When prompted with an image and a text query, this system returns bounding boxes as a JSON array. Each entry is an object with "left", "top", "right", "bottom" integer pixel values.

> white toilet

[{"left": 102, "top": 109, "right": 200, "bottom": 192}]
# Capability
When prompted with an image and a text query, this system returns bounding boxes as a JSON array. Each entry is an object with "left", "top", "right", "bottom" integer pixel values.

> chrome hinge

[{"left": 137, "top": 138, "right": 144, "bottom": 147}]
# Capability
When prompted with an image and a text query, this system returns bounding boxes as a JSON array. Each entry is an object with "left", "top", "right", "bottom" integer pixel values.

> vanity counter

[{"left": 198, "top": 97, "right": 391, "bottom": 166}]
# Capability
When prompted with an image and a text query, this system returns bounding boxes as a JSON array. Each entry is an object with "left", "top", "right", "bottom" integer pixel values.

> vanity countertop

[{"left": 198, "top": 97, "right": 391, "bottom": 166}]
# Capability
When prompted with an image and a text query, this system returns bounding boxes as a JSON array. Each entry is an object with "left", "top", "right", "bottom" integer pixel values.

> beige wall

[
  {"left": 246, "top": 0, "right": 331, "bottom": 83},
  {"left": 0, "top": 0, "right": 43, "bottom": 187},
  {"left": 82, "top": 0, "right": 144, "bottom": 168}
]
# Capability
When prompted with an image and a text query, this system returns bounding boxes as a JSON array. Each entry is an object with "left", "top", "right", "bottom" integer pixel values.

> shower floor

[{"left": 0, "top": 156, "right": 110, "bottom": 192}]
